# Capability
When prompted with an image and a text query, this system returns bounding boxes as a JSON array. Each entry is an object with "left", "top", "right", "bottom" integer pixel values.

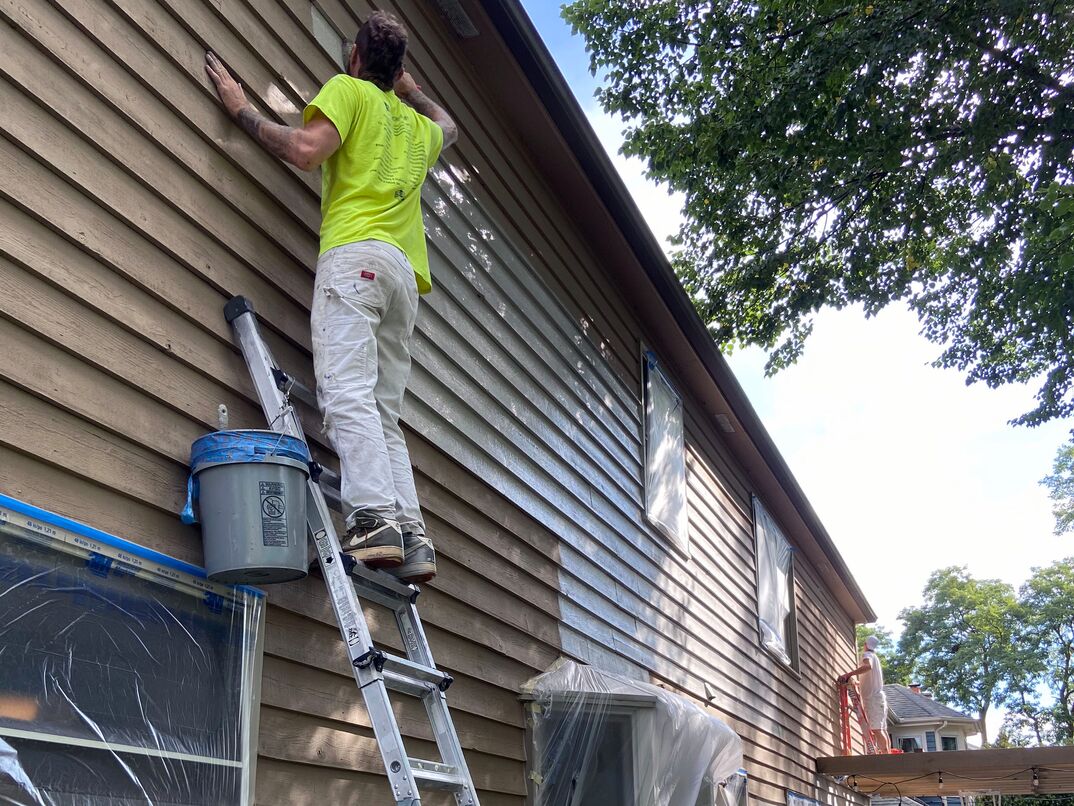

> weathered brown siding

[{"left": 0, "top": 0, "right": 861, "bottom": 803}]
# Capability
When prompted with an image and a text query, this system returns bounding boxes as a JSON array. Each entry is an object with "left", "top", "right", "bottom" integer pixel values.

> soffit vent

[{"left": 432, "top": 0, "right": 479, "bottom": 37}]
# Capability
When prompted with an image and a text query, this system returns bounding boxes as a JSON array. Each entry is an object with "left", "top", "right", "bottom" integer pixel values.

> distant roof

[{"left": 885, "top": 684, "right": 974, "bottom": 722}]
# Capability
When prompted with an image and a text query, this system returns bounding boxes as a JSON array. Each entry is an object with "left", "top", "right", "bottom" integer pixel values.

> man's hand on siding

[
  {"left": 203, "top": 52, "right": 340, "bottom": 171},
  {"left": 205, "top": 52, "right": 248, "bottom": 119}
]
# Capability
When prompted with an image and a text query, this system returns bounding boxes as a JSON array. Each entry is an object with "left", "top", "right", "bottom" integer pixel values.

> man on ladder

[
  {"left": 839, "top": 635, "right": 893, "bottom": 753},
  {"left": 205, "top": 11, "right": 457, "bottom": 584}
]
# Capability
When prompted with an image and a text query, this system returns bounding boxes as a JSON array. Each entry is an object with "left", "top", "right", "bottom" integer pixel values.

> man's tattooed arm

[
  {"left": 205, "top": 51, "right": 340, "bottom": 171},
  {"left": 235, "top": 105, "right": 299, "bottom": 164},
  {"left": 394, "top": 72, "right": 458, "bottom": 148}
]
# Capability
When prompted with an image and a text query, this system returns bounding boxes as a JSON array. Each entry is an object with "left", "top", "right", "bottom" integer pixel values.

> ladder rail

[
  {"left": 226, "top": 299, "right": 422, "bottom": 802},
  {"left": 225, "top": 297, "right": 480, "bottom": 806},
  {"left": 396, "top": 600, "right": 477, "bottom": 805},
  {"left": 839, "top": 680, "right": 879, "bottom": 755},
  {"left": 839, "top": 683, "right": 852, "bottom": 756}
]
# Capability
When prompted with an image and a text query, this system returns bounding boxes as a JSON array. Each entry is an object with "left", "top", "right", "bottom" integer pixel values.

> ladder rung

[
  {"left": 319, "top": 466, "right": 341, "bottom": 492},
  {"left": 341, "top": 555, "right": 420, "bottom": 605},
  {"left": 382, "top": 653, "right": 452, "bottom": 692},
  {"left": 311, "top": 554, "right": 417, "bottom": 609},
  {"left": 409, "top": 758, "right": 465, "bottom": 790},
  {"left": 383, "top": 669, "right": 436, "bottom": 697}
]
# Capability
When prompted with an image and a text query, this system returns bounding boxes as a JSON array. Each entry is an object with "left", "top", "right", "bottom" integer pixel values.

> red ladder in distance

[{"left": 839, "top": 680, "right": 879, "bottom": 755}]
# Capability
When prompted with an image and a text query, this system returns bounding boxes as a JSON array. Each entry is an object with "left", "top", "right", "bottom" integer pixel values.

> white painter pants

[
  {"left": 864, "top": 689, "right": 888, "bottom": 728},
  {"left": 311, "top": 240, "right": 426, "bottom": 537}
]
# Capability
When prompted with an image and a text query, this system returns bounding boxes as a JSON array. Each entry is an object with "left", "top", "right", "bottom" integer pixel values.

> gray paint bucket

[{"left": 188, "top": 430, "right": 309, "bottom": 584}]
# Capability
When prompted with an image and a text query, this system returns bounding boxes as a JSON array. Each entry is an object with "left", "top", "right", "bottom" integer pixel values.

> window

[
  {"left": 0, "top": 495, "right": 263, "bottom": 805},
  {"left": 926, "top": 731, "right": 937, "bottom": 751},
  {"left": 722, "top": 771, "right": 749, "bottom": 806},
  {"left": 527, "top": 693, "right": 657, "bottom": 806},
  {"left": 752, "top": 496, "right": 797, "bottom": 668},
  {"left": 643, "top": 351, "right": 688, "bottom": 551},
  {"left": 897, "top": 735, "right": 923, "bottom": 753},
  {"left": 524, "top": 660, "right": 743, "bottom": 806},
  {"left": 941, "top": 735, "right": 959, "bottom": 751}
]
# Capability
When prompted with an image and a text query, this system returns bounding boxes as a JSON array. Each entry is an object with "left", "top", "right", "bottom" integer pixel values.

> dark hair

[{"left": 355, "top": 12, "right": 408, "bottom": 89}]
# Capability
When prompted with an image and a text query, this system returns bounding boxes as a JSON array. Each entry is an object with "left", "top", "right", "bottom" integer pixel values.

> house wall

[
  {"left": 0, "top": 1, "right": 861, "bottom": 804},
  {"left": 890, "top": 723, "right": 978, "bottom": 753}
]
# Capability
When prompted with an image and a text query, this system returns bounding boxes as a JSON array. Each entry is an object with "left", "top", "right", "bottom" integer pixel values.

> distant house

[
  {"left": 870, "top": 687, "right": 982, "bottom": 806},
  {"left": 885, "top": 684, "right": 982, "bottom": 753}
]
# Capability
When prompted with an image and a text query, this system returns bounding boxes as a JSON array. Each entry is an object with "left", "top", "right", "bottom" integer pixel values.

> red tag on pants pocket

[{"left": 360, "top": 270, "right": 376, "bottom": 280}]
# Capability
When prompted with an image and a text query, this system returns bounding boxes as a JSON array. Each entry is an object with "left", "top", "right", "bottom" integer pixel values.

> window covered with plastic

[
  {"left": 718, "top": 770, "right": 749, "bottom": 806},
  {"left": 753, "top": 495, "right": 797, "bottom": 667},
  {"left": 788, "top": 790, "right": 822, "bottom": 806},
  {"left": 523, "top": 659, "right": 743, "bottom": 806},
  {"left": 0, "top": 495, "right": 263, "bottom": 805},
  {"left": 644, "top": 352, "right": 688, "bottom": 551}
]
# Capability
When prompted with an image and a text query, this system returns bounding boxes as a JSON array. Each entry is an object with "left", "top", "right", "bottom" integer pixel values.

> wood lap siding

[
  {"left": 0, "top": 2, "right": 859, "bottom": 806},
  {"left": 0, "top": 0, "right": 551, "bottom": 802}
]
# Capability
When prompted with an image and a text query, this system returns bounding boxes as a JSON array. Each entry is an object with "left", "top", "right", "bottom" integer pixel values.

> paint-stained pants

[{"left": 311, "top": 240, "right": 425, "bottom": 537}]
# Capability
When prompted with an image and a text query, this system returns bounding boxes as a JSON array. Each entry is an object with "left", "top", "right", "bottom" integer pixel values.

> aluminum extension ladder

[
  {"left": 225, "top": 295, "right": 480, "bottom": 806},
  {"left": 838, "top": 679, "right": 879, "bottom": 756}
]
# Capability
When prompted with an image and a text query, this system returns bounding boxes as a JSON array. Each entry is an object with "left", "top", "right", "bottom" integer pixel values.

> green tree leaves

[
  {"left": 895, "top": 567, "right": 1018, "bottom": 745},
  {"left": 888, "top": 562, "right": 1074, "bottom": 746},
  {"left": 563, "top": 0, "right": 1074, "bottom": 424},
  {"left": 1019, "top": 559, "right": 1074, "bottom": 743},
  {"left": 1042, "top": 440, "right": 1074, "bottom": 535}
]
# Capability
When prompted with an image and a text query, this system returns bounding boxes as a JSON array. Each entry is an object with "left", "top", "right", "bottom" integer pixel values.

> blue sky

[{"left": 519, "top": 1, "right": 1073, "bottom": 717}]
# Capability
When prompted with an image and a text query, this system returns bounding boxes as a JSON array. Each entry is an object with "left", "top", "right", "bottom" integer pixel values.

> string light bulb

[
  {"left": 937, "top": 773, "right": 944, "bottom": 793},
  {"left": 851, "top": 776, "right": 859, "bottom": 792},
  {"left": 1032, "top": 768, "right": 1040, "bottom": 791}
]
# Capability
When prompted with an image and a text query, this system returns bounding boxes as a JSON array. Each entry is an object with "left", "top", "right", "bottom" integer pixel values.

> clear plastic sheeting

[
  {"left": 0, "top": 494, "right": 263, "bottom": 805},
  {"left": 523, "top": 659, "right": 743, "bottom": 806},
  {"left": 718, "top": 771, "right": 748, "bottom": 806},
  {"left": 644, "top": 353, "right": 688, "bottom": 550},
  {"left": 753, "top": 496, "right": 794, "bottom": 666}
]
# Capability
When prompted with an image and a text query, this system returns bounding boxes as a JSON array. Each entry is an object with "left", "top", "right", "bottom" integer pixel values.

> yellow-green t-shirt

[{"left": 304, "top": 75, "right": 443, "bottom": 294}]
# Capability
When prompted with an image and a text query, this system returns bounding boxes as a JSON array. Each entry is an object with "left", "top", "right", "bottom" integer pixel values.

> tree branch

[{"left": 956, "top": 30, "right": 1074, "bottom": 102}]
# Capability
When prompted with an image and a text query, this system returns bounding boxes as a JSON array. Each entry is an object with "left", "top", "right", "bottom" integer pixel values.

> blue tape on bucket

[
  {"left": 181, "top": 430, "right": 310, "bottom": 525},
  {"left": 190, "top": 430, "right": 310, "bottom": 471},
  {"left": 180, "top": 475, "right": 199, "bottom": 526}
]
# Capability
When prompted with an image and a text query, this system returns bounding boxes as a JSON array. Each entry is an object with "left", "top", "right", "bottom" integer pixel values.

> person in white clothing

[{"left": 839, "top": 635, "right": 892, "bottom": 753}]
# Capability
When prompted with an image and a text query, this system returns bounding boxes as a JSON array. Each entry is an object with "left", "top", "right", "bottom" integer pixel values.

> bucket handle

[{"left": 252, "top": 432, "right": 290, "bottom": 458}]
